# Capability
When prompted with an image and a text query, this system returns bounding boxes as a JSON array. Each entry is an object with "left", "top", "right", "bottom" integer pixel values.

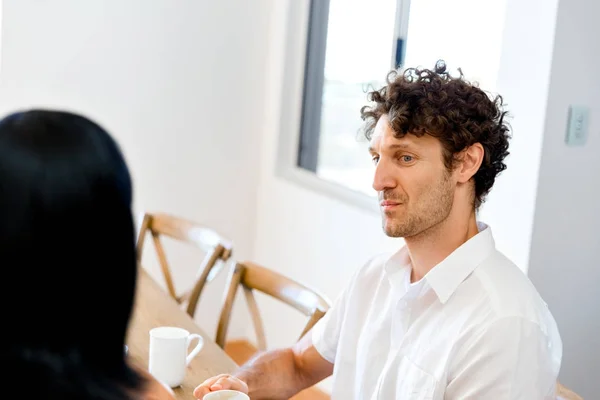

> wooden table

[{"left": 126, "top": 268, "right": 238, "bottom": 400}]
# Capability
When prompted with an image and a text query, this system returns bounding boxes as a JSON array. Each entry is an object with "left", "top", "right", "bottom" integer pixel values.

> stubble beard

[{"left": 381, "top": 172, "right": 454, "bottom": 238}]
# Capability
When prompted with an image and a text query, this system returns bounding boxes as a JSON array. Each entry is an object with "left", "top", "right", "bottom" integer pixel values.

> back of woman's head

[{"left": 0, "top": 109, "right": 144, "bottom": 398}]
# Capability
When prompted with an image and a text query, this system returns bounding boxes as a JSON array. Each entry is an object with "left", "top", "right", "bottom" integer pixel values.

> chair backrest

[
  {"left": 136, "top": 212, "right": 233, "bottom": 318},
  {"left": 557, "top": 381, "right": 583, "bottom": 400},
  {"left": 215, "top": 261, "right": 331, "bottom": 350}
]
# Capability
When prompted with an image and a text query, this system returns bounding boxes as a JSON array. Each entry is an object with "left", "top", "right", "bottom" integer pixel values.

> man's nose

[{"left": 372, "top": 159, "right": 396, "bottom": 192}]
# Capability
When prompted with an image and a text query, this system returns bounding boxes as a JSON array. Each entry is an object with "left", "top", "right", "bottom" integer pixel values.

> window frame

[{"left": 275, "top": 0, "right": 410, "bottom": 213}]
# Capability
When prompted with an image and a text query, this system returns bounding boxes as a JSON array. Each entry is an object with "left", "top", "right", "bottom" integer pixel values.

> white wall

[
  {"left": 478, "top": 0, "right": 560, "bottom": 271},
  {"left": 0, "top": 0, "right": 273, "bottom": 338},
  {"left": 527, "top": 0, "right": 600, "bottom": 396}
]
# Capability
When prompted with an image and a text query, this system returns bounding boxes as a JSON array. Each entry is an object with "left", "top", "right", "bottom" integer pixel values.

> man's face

[{"left": 369, "top": 115, "right": 456, "bottom": 238}]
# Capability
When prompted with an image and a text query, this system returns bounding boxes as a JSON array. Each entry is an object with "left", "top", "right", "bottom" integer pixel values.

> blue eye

[
  {"left": 401, "top": 155, "right": 413, "bottom": 163},
  {"left": 372, "top": 156, "right": 380, "bottom": 165}
]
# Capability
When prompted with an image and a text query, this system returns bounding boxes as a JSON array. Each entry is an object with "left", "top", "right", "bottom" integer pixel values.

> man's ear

[{"left": 456, "top": 143, "right": 484, "bottom": 184}]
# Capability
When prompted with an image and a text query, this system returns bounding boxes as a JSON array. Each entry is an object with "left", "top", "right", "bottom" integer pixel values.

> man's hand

[
  {"left": 193, "top": 374, "right": 249, "bottom": 399},
  {"left": 192, "top": 331, "right": 333, "bottom": 399}
]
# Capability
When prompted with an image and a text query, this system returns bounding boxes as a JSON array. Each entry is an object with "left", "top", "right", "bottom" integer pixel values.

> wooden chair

[
  {"left": 136, "top": 212, "right": 233, "bottom": 318},
  {"left": 557, "top": 381, "right": 583, "bottom": 400},
  {"left": 215, "top": 261, "right": 331, "bottom": 351}
]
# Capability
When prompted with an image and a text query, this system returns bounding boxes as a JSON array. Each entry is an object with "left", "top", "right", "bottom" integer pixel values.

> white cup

[
  {"left": 148, "top": 326, "right": 204, "bottom": 388},
  {"left": 202, "top": 390, "right": 250, "bottom": 400}
]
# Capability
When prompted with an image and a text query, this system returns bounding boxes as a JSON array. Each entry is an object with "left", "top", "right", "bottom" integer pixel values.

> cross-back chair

[
  {"left": 215, "top": 261, "right": 331, "bottom": 351},
  {"left": 136, "top": 212, "right": 233, "bottom": 318},
  {"left": 557, "top": 381, "right": 584, "bottom": 400}
]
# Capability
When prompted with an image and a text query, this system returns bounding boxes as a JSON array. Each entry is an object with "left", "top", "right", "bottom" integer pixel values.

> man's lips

[{"left": 380, "top": 200, "right": 401, "bottom": 210}]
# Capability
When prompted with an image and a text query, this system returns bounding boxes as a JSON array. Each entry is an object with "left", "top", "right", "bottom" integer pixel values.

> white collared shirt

[{"left": 312, "top": 223, "right": 562, "bottom": 399}]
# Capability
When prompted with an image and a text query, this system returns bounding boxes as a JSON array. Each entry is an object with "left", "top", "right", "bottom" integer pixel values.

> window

[
  {"left": 298, "top": 0, "right": 406, "bottom": 197},
  {"left": 297, "top": 0, "right": 506, "bottom": 198}
]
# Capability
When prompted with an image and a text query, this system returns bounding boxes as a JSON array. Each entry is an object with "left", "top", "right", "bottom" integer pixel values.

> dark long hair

[{"left": 0, "top": 109, "right": 146, "bottom": 398}]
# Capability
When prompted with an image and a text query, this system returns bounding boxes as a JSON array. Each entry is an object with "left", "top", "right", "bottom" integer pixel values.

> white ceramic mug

[
  {"left": 202, "top": 390, "right": 250, "bottom": 400},
  {"left": 148, "top": 326, "right": 204, "bottom": 388}
]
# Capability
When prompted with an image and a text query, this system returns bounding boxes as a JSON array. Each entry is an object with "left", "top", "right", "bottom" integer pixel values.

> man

[{"left": 194, "top": 61, "right": 562, "bottom": 399}]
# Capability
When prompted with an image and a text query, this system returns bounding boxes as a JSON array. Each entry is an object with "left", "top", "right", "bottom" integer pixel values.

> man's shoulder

[
  {"left": 453, "top": 251, "right": 562, "bottom": 371},
  {"left": 468, "top": 250, "right": 558, "bottom": 331}
]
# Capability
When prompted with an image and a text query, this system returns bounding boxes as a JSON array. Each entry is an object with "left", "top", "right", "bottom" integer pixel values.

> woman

[{"left": 0, "top": 109, "right": 174, "bottom": 399}]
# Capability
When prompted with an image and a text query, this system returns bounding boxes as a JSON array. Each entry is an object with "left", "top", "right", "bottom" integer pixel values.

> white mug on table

[{"left": 148, "top": 326, "right": 204, "bottom": 388}]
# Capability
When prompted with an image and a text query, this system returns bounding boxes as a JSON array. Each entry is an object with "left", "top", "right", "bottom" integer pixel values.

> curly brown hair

[{"left": 360, "top": 60, "right": 510, "bottom": 209}]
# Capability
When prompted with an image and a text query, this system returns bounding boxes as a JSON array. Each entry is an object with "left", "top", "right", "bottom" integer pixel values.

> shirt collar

[
  {"left": 425, "top": 222, "right": 496, "bottom": 303},
  {"left": 384, "top": 246, "right": 413, "bottom": 298},
  {"left": 384, "top": 222, "right": 496, "bottom": 304}
]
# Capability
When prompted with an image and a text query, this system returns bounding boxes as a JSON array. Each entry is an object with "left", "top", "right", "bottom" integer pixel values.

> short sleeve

[
  {"left": 311, "top": 286, "right": 349, "bottom": 363},
  {"left": 310, "top": 257, "right": 371, "bottom": 364}
]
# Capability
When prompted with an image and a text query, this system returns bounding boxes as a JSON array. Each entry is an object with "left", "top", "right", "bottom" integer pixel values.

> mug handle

[{"left": 185, "top": 333, "right": 204, "bottom": 366}]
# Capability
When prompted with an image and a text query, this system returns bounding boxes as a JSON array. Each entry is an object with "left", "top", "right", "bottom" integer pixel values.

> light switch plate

[{"left": 565, "top": 105, "right": 590, "bottom": 146}]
